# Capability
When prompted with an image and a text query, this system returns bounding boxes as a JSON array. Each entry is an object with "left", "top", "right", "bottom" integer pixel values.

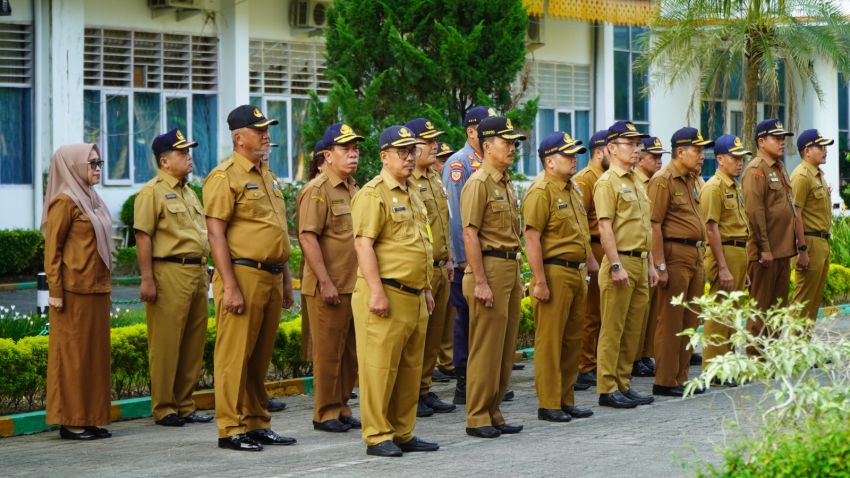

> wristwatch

[
  {"left": 655, "top": 263, "right": 667, "bottom": 272},
  {"left": 611, "top": 262, "right": 622, "bottom": 272},
  {"left": 798, "top": 244, "right": 808, "bottom": 252}
]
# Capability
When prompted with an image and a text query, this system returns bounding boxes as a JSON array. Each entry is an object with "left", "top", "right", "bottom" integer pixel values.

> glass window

[
  {"left": 557, "top": 111, "right": 572, "bottom": 133},
  {"left": 575, "top": 110, "right": 590, "bottom": 170},
  {"left": 614, "top": 26, "right": 649, "bottom": 130},
  {"left": 84, "top": 90, "right": 102, "bottom": 148},
  {"left": 192, "top": 94, "right": 218, "bottom": 178},
  {"left": 133, "top": 92, "right": 161, "bottom": 183},
  {"left": 291, "top": 98, "right": 310, "bottom": 179},
  {"left": 632, "top": 65, "right": 648, "bottom": 123},
  {"left": 614, "top": 26, "right": 630, "bottom": 50},
  {"left": 106, "top": 94, "right": 131, "bottom": 182},
  {"left": 614, "top": 51, "right": 630, "bottom": 120},
  {"left": 0, "top": 87, "right": 33, "bottom": 184},
  {"left": 265, "top": 99, "right": 289, "bottom": 178},
  {"left": 166, "top": 96, "right": 188, "bottom": 132}
]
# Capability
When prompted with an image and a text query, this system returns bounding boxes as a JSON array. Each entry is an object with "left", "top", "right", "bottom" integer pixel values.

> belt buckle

[
  {"left": 696, "top": 240, "right": 705, "bottom": 248},
  {"left": 578, "top": 262, "right": 586, "bottom": 270},
  {"left": 515, "top": 252, "right": 521, "bottom": 261}
]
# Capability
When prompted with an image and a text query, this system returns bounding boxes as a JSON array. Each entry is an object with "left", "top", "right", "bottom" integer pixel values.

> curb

[{"left": 0, "top": 377, "right": 312, "bottom": 438}]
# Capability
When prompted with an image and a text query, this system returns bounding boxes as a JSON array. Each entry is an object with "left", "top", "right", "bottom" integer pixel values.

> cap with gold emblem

[
  {"left": 607, "top": 120, "right": 650, "bottom": 139},
  {"left": 714, "top": 134, "right": 751, "bottom": 157},
  {"left": 464, "top": 105, "right": 498, "bottom": 127},
  {"left": 640, "top": 136, "right": 670, "bottom": 155},
  {"left": 322, "top": 122, "right": 365, "bottom": 146},
  {"left": 671, "top": 127, "right": 714, "bottom": 147},
  {"left": 227, "top": 104, "right": 279, "bottom": 131},
  {"left": 537, "top": 131, "right": 586, "bottom": 159},
  {"left": 404, "top": 118, "right": 445, "bottom": 139},
  {"left": 436, "top": 142, "right": 455, "bottom": 159},
  {"left": 477, "top": 116, "right": 527, "bottom": 141},
  {"left": 151, "top": 127, "right": 198, "bottom": 156},
  {"left": 379, "top": 125, "right": 423, "bottom": 150},
  {"left": 796, "top": 129, "right": 833, "bottom": 151},
  {"left": 756, "top": 118, "right": 794, "bottom": 138}
]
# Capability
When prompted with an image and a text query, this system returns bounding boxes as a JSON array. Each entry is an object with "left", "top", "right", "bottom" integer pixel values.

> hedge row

[
  {"left": 0, "top": 317, "right": 308, "bottom": 415},
  {"left": 0, "top": 230, "right": 44, "bottom": 277}
]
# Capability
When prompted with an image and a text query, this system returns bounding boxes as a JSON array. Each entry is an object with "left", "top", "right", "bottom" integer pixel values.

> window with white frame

[
  {"left": 839, "top": 75, "right": 848, "bottom": 199},
  {"left": 521, "top": 61, "right": 591, "bottom": 176},
  {"left": 613, "top": 26, "right": 649, "bottom": 133},
  {"left": 0, "top": 22, "right": 33, "bottom": 185},
  {"left": 82, "top": 28, "right": 218, "bottom": 185},
  {"left": 250, "top": 39, "right": 331, "bottom": 180}
]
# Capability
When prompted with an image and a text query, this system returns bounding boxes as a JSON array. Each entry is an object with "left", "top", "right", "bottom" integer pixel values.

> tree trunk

[{"left": 742, "top": 35, "right": 760, "bottom": 154}]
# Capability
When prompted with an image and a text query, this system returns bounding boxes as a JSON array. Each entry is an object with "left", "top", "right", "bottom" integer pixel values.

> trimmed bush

[{"left": 0, "top": 230, "right": 45, "bottom": 277}]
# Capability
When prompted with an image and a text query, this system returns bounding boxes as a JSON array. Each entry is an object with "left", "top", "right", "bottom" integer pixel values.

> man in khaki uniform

[
  {"left": 699, "top": 135, "right": 750, "bottom": 383},
  {"left": 434, "top": 141, "right": 456, "bottom": 381},
  {"left": 593, "top": 120, "right": 657, "bottom": 409},
  {"left": 203, "top": 105, "right": 296, "bottom": 452},
  {"left": 649, "top": 127, "right": 711, "bottom": 397},
  {"left": 298, "top": 123, "right": 364, "bottom": 433},
  {"left": 461, "top": 116, "right": 525, "bottom": 438},
  {"left": 632, "top": 136, "right": 667, "bottom": 378},
  {"left": 791, "top": 129, "right": 835, "bottom": 330},
  {"left": 351, "top": 125, "right": 438, "bottom": 457},
  {"left": 135, "top": 128, "right": 213, "bottom": 427},
  {"left": 524, "top": 132, "right": 596, "bottom": 423},
  {"left": 404, "top": 118, "right": 457, "bottom": 416},
  {"left": 742, "top": 119, "right": 801, "bottom": 339},
  {"left": 573, "top": 129, "right": 611, "bottom": 389}
]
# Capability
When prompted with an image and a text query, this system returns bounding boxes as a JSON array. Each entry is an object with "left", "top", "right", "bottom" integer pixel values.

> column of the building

[
  {"left": 647, "top": 65, "right": 699, "bottom": 163},
  {"left": 594, "top": 23, "right": 615, "bottom": 130},
  {"left": 218, "top": 0, "right": 251, "bottom": 160}
]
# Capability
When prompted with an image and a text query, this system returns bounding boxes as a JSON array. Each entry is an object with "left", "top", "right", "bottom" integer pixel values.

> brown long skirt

[{"left": 45, "top": 291, "right": 112, "bottom": 426}]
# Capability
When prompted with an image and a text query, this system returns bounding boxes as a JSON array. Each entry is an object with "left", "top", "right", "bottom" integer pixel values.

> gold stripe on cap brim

[
  {"left": 694, "top": 139, "right": 714, "bottom": 147},
  {"left": 646, "top": 147, "right": 669, "bottom": 154},
  {"left": 172, "top": 140, "right": 198, "bottom": 149},
  {"left": 560, "top": 145, "right": 587, "bottom": 155},
  {"left": 766, "top": 128, "right": 793, "bottom": 136},
  {"left": 815, "top": 138, "right": 835, "bottom": 146},
  {"left": 729, "top": 149, "right": 752, "bottom": 157},
  {"left": 333, "top": 134, "right": 365, "bottom": 144},
  {"left": 389, "top": 138, "right": 421, "bottom": 148},
  {"left": 250, "top": 119, "right": 279, "bottom": 128},
  {"left": 420, "top": 130, "right": 445, "bottom": 139},
  {"left": 499, "top": 132, "right": 527, "bottom": 141}
]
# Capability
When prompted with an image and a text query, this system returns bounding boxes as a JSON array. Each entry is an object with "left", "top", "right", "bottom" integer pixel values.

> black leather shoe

[
  {"left": 453, "top": 372, "right": 467, "bottom": 405},
  {"left": 366, "top": 440, "right": 403, "bottom": 457},
  {"left": 692, "top": 384, "right": 707, "bottom": 395},
  {"left": 422, "top": 392, "right": 456, "bottom": 413},
  {"left": 576, "top": 371, "right": 597, "bottom": 388},
  {"left": 562, "top": 405, "right": 594, "bottom": 418},
  {"left": 247, "top": 428, "right": 297, "bottom": 445},
  {"left": 598, "top": 391, "right": 638, "bottom": 409},
  {"left": 313, "top": 419, "right": 351, "bottom": 432},
  {"left": 623, "top": 388, "right": 655, "bottom": 405},
  {"left": 397, "top": 436, "right": 439, "bottom": 452},
  {"left": 631, "top": 361, "right": 655, "bottom": 377},
  {"left": 538, "top": 408, "right": 571, "bottom": 422},
  {"left": 267, "top": 398, "right": 287, "bottom": 412},
  {"left": 512, "top": 363, "right": 525, "bottom": 370},
  {"left": 503, "top": 389, "right": 515, "bottom": 401},
  {"left": 84, "top": 426, "right": 112, "bottom": 438},
  {"left": 181, "top": 411, "right": 214, "bottom": 423},
  {"left": 574, "top": 381, "right": 591, "bottom": 391},
  {"left": 340, "top": 415, "right": 361, "bottom": 429},
  {"left": 59, "top": 426, "right": 98, "bottom": 440},
  {"left": 155, "top": 413, "right": 185, "bottom": 427},
  {"left": 652, "top": 384, "right": 685, "bottom": 397},
  {"left": 432, "top": 369, "right": 451, "bottom": 382},
  {"left": 350, "top": 390, "right": 358, "bottom": 399},
  {"left": 417, "top": 398, "right": 435, "bottom": 417},
  {"left": 641, "top": 357, "right": 656, "bottom": 373},
  {"left": 494, "top": 423, "right": 523, "bottom": 434},
  {"left": 690, "top": 353, "right": 703, "bottom": 366},
  {"left": 218, "top": 434, "right": 263, "bottom": 451},
  {"left": 466, "top": 426, "right": 501, "bottom": 438},
  {"left": 711, "top": 378, "right": 738, "bottom": 387}
]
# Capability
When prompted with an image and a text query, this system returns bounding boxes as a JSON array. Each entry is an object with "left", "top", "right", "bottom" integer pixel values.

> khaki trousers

[
  {"left": 579, "top": 242, "right": 604, "bottom": 373},
  {"left": 702, "top": 245, "right": 748, "bottom": 369},
  {"left": 213, "top": 266, "right": 282, "bottom": 438},
  {"left": 792, "top": 236, "right": 830, "bottom": 324},
  {"left": 435, "top": 298, "right": 455, "bottom": 372},
  {"left": 306, "top": 293, "right": 357, "bottom": 423},
  {"left": 596, "top": 255, "right": 648, "bottom": 394},
  {"left": 419, "top": 266, "right": 451, "bottom": 395},
  {"left": 635, "top": 286, "right": 657, "bottom": 360},
  {"left": 463, "top": 256, "right": 521, "bottom": 428},
  {"left": 146, "top": 261, "right": 209, "bottom": 420},
  {"left": 653, "top": 243, "right": 704, "bottom": 387},
  {"left": 533, "top": 263, "right": 587, "bottom": 409},
  {"left": 353, "top": 277, "right": 427, "bottom": 446},
  {"left": 747, "top": 256, "right": 792, "bottom": 343}
]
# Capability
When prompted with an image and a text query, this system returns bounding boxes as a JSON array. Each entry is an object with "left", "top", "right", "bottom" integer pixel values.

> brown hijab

[{"left": 41, "top": 144, "right": 113, "bottom": 270}]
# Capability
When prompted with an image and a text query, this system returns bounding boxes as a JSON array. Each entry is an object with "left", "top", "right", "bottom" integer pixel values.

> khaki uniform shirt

[
  {"left": 413, "top": 167, "right": 451, "bottom": 262},
  {"left": 523, "top": 173, "right": 590, "bottom": 262},
  {"left": 134, "top": 170, "right": 209, "bottom": 259},
  {"left": 634, "top": 168, "right": 652, "bottom": 187},
  {"left": 203, "top": 152, "right": 291, "bottom": 264},
  {"left": 699, "top": 170, "right": 749, "bottom": 240},
  {"left": 44, "top": 194, "right": 111, "bottom": 296},
  {"left": 352, "top": 169, "right": 433, "bottom": 290},
  {"left": 791, "top": 161, "right": 832, "bottom": 234},
  {"left": 574, "top": 163, "right": 604, "bottom": 236},
  {"left": 741, "top": 154, "right": 796, "bottom": 260},
  {"left": 297, "top": 169, "right": 359, "bottom": 296},
  {"left": 648, "top": 162, "right": 706, "bottom": 241},
  {"left": 593, "top": 164, "right": 652, "bottom": 252},
  {"left": 460, "top": 161, "right": 521, "bottom": 253}
]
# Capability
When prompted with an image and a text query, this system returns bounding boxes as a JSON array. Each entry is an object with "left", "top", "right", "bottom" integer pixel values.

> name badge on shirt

[
  {"left": 494, "top": 195, "right": 505, "bottom": 201},
  {"left": 419, "top": 186, "right": 428, "bottom": 192},
  {"left": 725, "top": 193, "right": 734, "bottom": 199},
  {"left": 557, "top": 203, "right": 568, "bottom": 210},
  {"left": 246, "top": 183, "right": 259, "bottom": 190},
  {"left": 331, "top": 198, "right": 345, "bottom": 205},
  {"left": 393, "top": 206, "right": 407, "bottom": 212},
  {"left": 165, "top": 193, "right": 177, "bottom": 199},
  {"left": 622, "top": 187, "right": 633, "bottom": 194}
]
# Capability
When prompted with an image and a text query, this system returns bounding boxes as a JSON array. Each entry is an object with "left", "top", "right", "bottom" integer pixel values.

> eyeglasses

[
  {"left": 88, "top": 160, "right": 104, "bottom": 170},
  {"left": 389, "top": 148, "right": 413, "bottom": 160}
]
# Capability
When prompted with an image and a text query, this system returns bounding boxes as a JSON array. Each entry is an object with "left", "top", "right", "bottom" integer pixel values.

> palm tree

[{"left": 639, "top": 0, "right": 850, "bottom": 150}]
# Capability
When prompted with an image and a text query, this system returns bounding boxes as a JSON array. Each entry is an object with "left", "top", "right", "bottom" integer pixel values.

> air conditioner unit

[
  {"left": 526, "top": 16, "right": 545, "bottom": 50},
  {"left": 148, "top": 0, "right": 204, "bottom": 9},
  {"left": 290, "top": 0, "right": 331, "bottom": 29}
]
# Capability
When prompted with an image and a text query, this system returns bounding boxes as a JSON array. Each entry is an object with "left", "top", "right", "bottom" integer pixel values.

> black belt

[
  {"left": 156, "top": 256, "right": 207, "bottom": 265},
  {"left": 665, "top": 237, "right": 705, "bottom": 248},
  {"left": 543, "top": 258, "right": 585, "bottom": 270},
  {"left": 721, "top": 240, "right": 747, "bottom": 248},
  {"left": 232, "top": 259, "right": 285, "bottom": 274},
  {"left": 805, "top": 231, "right": 831, "bottom": 240},
  {"left": 434, "top": 260, "right": 448, "bottom": 267},
  {"left": 590, "top": 236, "right": 601, "bottom": 244},
  {"left": 618, "top": 250, "right": 647, "bottom": 258},
  {"left": 380, "top": 278, "right": 422, "bottom": 295},
  {"left": 483, "top": 250, "right": 521, "bottom": 260}
]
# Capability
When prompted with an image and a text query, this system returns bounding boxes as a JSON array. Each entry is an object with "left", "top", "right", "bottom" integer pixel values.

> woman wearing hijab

[{"left": 42, "top": 144, "right": 113, "bottom": 440}]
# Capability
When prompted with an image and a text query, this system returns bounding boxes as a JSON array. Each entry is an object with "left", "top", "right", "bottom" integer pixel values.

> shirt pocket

[
  {"left": 617, "top": 191, "right": 638, "bottom": 214},
  {"left": 165, "top": 202, "right": 190, "bottom": 227},
  {"left": 330, "top": 203, "right": 353, "bottom": 233},
  {"left": 241, "top": 189, "right": 272, "bottom": 219},
  {"left": 722, "top": 198, "right": 738, "bottom": 210},
  {"left": 487, "top": 200, "right": 511, "bottom": 228},
  {"left": 813, "top": 187, "right": 825, "bottom": 199},
  {"left": 390, "top": 208, "right": 414, "bottom": 239}
]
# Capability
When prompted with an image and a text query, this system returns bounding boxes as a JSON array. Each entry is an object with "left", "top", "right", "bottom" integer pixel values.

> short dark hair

[
  {"left": 479, "top": 135, "right": 497, "bottom": 155},
  {"left": 308, "top": 152, "right": 325, "bottom": 180}
]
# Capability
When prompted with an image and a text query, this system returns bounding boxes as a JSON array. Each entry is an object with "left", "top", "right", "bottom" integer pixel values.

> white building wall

[{"left": 530, "top": 18, "right": 592, "bottom": 65}]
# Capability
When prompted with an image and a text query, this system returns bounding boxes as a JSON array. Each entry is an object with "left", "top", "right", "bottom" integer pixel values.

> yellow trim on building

[{"left": 526, "top": 0, "right": 657, "bottom": 26}]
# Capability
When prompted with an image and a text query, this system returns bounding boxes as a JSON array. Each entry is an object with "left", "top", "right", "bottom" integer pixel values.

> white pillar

[
  {"left": 32, "top": 0, "right": 50, "bottom": 228},
  {"left": 594, "top": 23, "right": 615, "bottom": 130},
  {"left": 648, "top": 70, "right": 700, "bottom": 166},
  {"left": 218, "top": 0, "right": 251, "bottom": 160}
]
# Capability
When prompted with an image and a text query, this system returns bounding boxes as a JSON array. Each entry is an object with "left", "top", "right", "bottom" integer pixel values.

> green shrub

[
  {"left": 289, "top": 246, "right": 302, "bottom": 278},
  {"left": 0, "top": 338, "right": 37, "bottom": 411},
  {"left": 823, "top": 263, "right": 850, "bottom": 306},
  {"left": 114, "top": 247, "right": 140, "bottom": 276},
  {"left": 829, "top": 215, "right": 850, "bottom": 269},
  {"left": 119, "top": 193, "right": 138, "bottom": 246},
  {"left": 517, "top": 296, "right": 534, "bottom": 349},
  {"left": 0, "top": 229, "right": 45, "bottom": 277}
]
